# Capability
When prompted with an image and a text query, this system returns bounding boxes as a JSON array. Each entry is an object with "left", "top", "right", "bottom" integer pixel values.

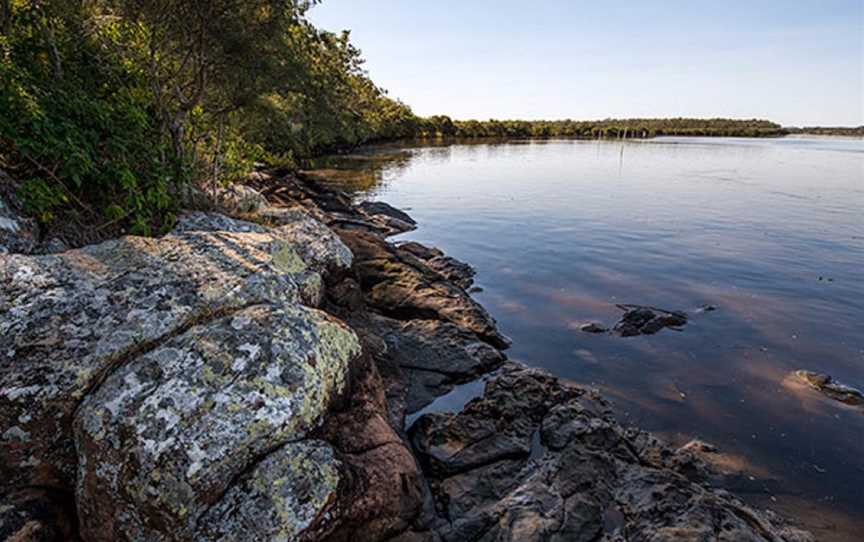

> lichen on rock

[
  {"left": 0, "top": 212, "right": 347, "bottom": 491},
  {"left": 73, "top": 303, "right": 357, "bottom": 540}
]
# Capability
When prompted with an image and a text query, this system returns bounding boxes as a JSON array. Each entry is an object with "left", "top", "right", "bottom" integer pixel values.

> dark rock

[
  {"left": 613, "top": 304, "right": 688, "bottom": 336},
  {"left": 795, "top": 370, "right": 864, "bottom": 406},
  {"left": 401, "top": 244, "right": 476, "bottom": 290},
  {"left": 366, "top": 314, "right": 506, "bottom": 420},
  {"left": 358, "top": 201, "right": 417, "bottom": 226},
  {"left": 0, "top": 488, "right": 78, "bottom": 542},
  {"left": 409, "top": 365, "right": 813, "bottom": 542},
  {"left": 579, "top": 322, "right": 609, "bottom": 334},
  {"left": 311, "top": 351, "right": 428, "bottom": 542},
  {"left": 397, "top": 241, "right": 442, "bottom": 261},
  {"left": 397, "top": 242, "right": 475, "bottom": 290},
  {"left": 336, "top": 229, "right": 510, "bottom": 349}
]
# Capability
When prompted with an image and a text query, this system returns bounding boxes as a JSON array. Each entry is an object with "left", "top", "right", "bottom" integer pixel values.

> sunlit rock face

[
  {"left": 0, "top": 211, "right": 359, "bottom": 541},
  {"left": 75, "top": 303, "right": 357, "bottom": 540}
]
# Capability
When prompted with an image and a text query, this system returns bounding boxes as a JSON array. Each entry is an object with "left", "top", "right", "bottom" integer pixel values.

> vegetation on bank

[{"left": 0, "top": 0, "right": 415, "bottom": 236}]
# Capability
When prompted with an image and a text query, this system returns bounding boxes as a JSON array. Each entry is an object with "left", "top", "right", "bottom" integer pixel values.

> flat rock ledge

[{"left": 1, "top": 175, "right": 812, "bottom": 541}]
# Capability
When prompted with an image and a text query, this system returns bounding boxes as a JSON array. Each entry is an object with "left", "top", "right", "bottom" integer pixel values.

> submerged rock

[
  {"left": 579, "top": 322, "right": 609, "bottom": 334},
  {"left": 410, "top": 364, "right": 813, "bottom": 542},
  {"left": 613, "top": 304, "right": 688, "bottom": 336},
  {"left": 795, "top": 370, "right": 864, "bottom": 406}
]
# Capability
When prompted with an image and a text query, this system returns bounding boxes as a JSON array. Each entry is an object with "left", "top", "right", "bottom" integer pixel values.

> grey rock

[
  {"left": 0, "top": 213, "right": 339, "bottom": 491},
  {"left": 367, "top": 315, "right": 506, "bottom": 419},
  {"left": 176, "top": 209, "right": 353, "bottom": 280},
  {"left": 74, "top": 303, "right": 358, "bottom": 540},
  {"left": 0, "top": 176, "right": 38, "bottom": 255},
  {"left": 216, "top": 184, "right": 269, "bottom": 214},
  {"left": 196, "top": 440, "right": 341, "bottom": 542}
]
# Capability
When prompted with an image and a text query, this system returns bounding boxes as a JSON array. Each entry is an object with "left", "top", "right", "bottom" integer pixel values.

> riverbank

[{"left": 0, "top": 171, "right": 818, "bottom": 541}]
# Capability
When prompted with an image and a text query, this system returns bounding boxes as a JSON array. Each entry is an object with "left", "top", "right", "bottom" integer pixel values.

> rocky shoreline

[{"left": 1, "top": 172, "right": 814, "bottom": 541}]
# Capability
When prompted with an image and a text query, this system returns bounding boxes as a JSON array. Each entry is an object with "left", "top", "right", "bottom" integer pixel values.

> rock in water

[
  {"left": 358, "top": 201, "right": 417, "bottom": 227},
  {"left": 795, "top": 370, "right": 864, "bottom": 406},
  {"left": 579, "top": 322, "right": 609, "bottom": 334},
  {"left": 613, "top": 304, "right": 688, "bottom": 336}
]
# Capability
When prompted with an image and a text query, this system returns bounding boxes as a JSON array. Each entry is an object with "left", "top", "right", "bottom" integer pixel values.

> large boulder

[
  {"left": 74, "top": 303, "right": 358, "bottom": 540},
  {"left": 0, "top": 212, "right": 350, "bottom": 491},
  {"left": 410, "top": 365, "right": 813, "bottom": 542}
]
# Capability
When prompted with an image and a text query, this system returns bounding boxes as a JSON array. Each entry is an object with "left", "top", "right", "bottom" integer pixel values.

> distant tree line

[
  {"left": 784, "top": 126, "right": 864, "bottom": 137},
  {"left": 409, "top": 117, "right": 787, "bottom": 139}
]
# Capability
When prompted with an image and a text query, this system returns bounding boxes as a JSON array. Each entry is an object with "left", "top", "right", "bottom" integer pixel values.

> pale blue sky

[{"left": 310, "top": 0, "right": 864, "bottom": 126}]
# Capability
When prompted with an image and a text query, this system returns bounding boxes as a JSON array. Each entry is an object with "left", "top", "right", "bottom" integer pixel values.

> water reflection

[{"left": 311, "top": 136, "right": 864, "bottom": 541}]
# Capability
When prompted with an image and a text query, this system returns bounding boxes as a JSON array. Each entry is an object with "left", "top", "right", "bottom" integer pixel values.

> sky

[{"left": 309, "top": 0, "right": 864, "bottom": 126}]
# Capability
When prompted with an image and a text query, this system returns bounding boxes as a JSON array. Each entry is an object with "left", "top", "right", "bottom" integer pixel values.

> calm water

[{"left": 325, "top": 136, "right": 864, "bottom": 539}]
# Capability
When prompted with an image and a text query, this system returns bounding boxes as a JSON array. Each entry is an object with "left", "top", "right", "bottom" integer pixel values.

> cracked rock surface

[{"left": 409, "top": 364, "right": 813, "bottom": 542}]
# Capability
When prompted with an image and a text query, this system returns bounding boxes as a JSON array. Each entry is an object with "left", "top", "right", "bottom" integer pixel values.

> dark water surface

[{"left": 320, "top": 136, "right": 864, "bottom": 539}]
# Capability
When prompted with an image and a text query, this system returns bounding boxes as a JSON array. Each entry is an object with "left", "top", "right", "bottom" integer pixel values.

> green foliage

[
  {"left": 0, "top": 0, "right": 415, "bottom": 235},
  {"left": 0, "top": 1, "right": 173, "bottom": 231}
]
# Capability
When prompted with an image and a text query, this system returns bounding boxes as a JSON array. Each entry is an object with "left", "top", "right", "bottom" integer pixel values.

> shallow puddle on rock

[{"left": 404, "top": 377, "right": 486, "bottom": 430}]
